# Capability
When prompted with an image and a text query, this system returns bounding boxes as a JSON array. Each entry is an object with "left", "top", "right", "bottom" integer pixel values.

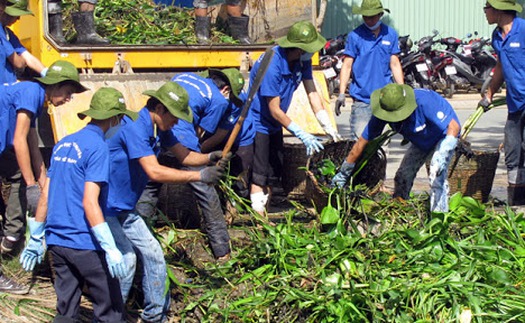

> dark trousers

[
  {"left": 49, "top": 245, "right": 124, "bottom": 323},
  {"left": 0, "top": 148, "right": 26, "bottom": 241}
]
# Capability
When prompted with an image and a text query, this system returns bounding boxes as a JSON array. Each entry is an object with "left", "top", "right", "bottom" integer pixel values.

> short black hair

[
  {"left": 146, "top": 97, "right": 161, "bottom": 111},
  {"left": 209, "top": 73, "right": 228, "bottom": 90}
]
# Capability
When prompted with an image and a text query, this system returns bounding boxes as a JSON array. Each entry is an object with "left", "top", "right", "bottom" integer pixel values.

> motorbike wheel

[
  {"left": 444, "top": 82, "right": 455, "bottom": 99},
  {"left": 327, "top": 79, "right": 335, "bottom": 97}
]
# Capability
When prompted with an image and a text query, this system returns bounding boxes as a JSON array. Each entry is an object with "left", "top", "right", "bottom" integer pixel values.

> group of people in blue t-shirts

[{"left": 3, "top": 0, "right": 523, "bottom": 319}]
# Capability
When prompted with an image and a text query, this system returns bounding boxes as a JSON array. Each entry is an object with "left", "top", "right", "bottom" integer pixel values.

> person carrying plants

[
  {"left": 0, "top": 60, "right": 87, "bottom": 293},
  {"left": 19, "top": 87, "right": 138, "bottom": 322},
  {"left": 136, "top": 68, "right": 241, "bottom": 261},
  {"left": 250, "top": 20, "right": 341, "bottom": 216},
  {"left": 332, "top": 84, "right": 461, "bottom": 213},
  {"left": 480, "top": 0, "right": 525, "bottom": 207},
  {"left": 47, "top": 0, "right": 109, "bottom": 44},
  {"left": 102, "top": 81, "right": 229, "bottom": 322},
  {"left": 194, "top": 0, "right": 251, "bottom": 44},
  {"left": 334, "top": 0, "right": 404, "bottom": 141}
]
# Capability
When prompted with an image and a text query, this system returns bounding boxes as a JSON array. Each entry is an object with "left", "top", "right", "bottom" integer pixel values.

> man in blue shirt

[
  {"left": 137, "top": 68, "right": 242, "bottom": 260},
  {"left": 0, "top": 60, "right": 86, "bottom": 294},
  {"left": 20, "top": 87, "right": 137, "bottom": 322},
  {"left": 250, "top": 20, "right": 341, "bottom": 216},
  {"left": 104, "top": 81, "right": 228, "bottom": 322},
  {"left": 480, "top": 0, "right": 525, "bottom": 206},
  {"left": 334, "top": 0, "right": 404, "bottom": 141},
  {"left": 332, "top": 84, "right": 461, "bottom": 213}
]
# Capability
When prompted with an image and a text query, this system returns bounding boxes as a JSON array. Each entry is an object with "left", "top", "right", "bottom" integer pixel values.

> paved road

[{"left": 332, "top": 92, "right": 509, "bottom": 201}]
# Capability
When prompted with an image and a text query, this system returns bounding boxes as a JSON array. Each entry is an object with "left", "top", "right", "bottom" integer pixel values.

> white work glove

[
  {"left": 287, "top": 122, "right": 324, "bottom": 156},
  {"left": 315, "top": 110, "right": 342, "bottom": 142}
]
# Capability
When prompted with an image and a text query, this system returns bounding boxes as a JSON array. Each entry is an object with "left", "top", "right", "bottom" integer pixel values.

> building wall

[{"left": 320, "top": 0, "right": 525, "bottom": 43}]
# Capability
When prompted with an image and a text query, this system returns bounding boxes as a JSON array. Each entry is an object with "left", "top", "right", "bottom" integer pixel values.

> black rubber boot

[
  {"left": 228, "top": 15, "right": 251, "bottom": 44},
  {"left": 195, "top": 16, "right": 211, "bottom": 44},
  {"left": 72, "top": 11, "right": 109, "bottom": 45},
  {"left": 507, "top": 185, "right": 525, "bottom": 206},
  {"left": 48, "top": 13, "right": 66, "bottom": 44}
]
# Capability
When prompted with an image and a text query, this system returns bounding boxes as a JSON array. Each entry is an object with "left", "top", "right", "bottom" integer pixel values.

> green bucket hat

[
  {"left": 370, "top": 84, "right": 417, "bottom": 122},
  {"left": 78, "top": 87, "right": 138, "bottom": 121},
  {"left": 5, "top": 0, "right": 33, "bottom": 16},
  {"left": 487, "top": 0, "right": 522, "bottom": 12},
  {"left": 352, "top": 0, "right": 390, "bottom": 16},
  {"left": 277, "top": 20, "right": 327, "bottom": 53},
  {"left": 35, "top": 60, "right": 88, "bottom": 93},
  {"left": 209, "top": 68, "right": 245, "bottom": 105},
  {"left": 143, "top": 81, "right": 193, "bottom": 123}
]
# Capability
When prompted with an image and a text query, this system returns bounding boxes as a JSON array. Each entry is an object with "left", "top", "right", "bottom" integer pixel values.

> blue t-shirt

[
  {"left": 251, "top": 46, "right": 313, "bottom": 134},
  {"left": 104, "top": 108, "right": 179, "bottom": 216},
  {"left": 217, "top": 90, "right": 255, "bottom": 148},
  {"left": 492, "top": 17, "right": 525, "bottom": 114},
  {"left": 0, "top": 82, "right": 45, "bottom": 153},
  {"left": 170, "top": 73, "right": 230, "bottom": 151},
  {"left": 344, "top": 23, "right": 400, "bottom": 103},
  {"left": 45, "top": 124, "right": 109, "bottom": 251},
  {"left": 0, "top": 27, "right": 26, "bottom": 84},
  {"left": 362, "top": 89, "right": 460, "bottom": 152}
]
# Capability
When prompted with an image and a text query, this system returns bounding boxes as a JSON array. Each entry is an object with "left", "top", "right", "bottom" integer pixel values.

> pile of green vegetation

[
  {"left": 159, "top": 174, "right": 525, "bottom": 322},
  {"left": 61, "top": 0, "right": 236, "bottom": 45}
]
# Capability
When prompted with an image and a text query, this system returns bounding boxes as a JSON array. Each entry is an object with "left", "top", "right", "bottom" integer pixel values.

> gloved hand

[
  {"left": 433, "top": 135, "right": 458, "bottom": 176},
  {"left": 26, "top": 184, "right": 41, "bottom": 216},
  {"left": 200, "top": 165, "right": 224, "bottom": 184},
  {"left": 315, "top": 110, "right": 343, "bottom": 142},
  {"left": 478, "top": 97, "right": 493, "bottom": 112},
  {"left": 334, "top": 93, "right": 346, "bottom": 116},
  {"left": 20, "top": 218, "right": 46, "bottom": 271},
  {"left": 331, "top": 161, "right": 355, "bottom": 188},
  {"left": 287, "top": 122, "right": 324, "bottom": 156},
  {"left": 209, "top": 151, "right": 232, "bottom": 168},
  {"left": 91, "top": 222, "right": 126, "bottom": 279}
]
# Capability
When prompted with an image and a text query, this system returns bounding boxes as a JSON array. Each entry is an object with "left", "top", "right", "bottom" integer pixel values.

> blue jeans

[
  {"left": 504, "top": 110, "right": 525, "bottom": 185},
  {"left": 349, "top": 101, "right": 372, "bottom": 141},
  {"left": 107, "top": 212, "right": 169, "bottom": 323}
]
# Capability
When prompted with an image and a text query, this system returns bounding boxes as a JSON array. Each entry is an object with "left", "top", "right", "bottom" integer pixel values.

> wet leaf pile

[{"left": 61, "top": 0, "right": 236, "bottom": 45}]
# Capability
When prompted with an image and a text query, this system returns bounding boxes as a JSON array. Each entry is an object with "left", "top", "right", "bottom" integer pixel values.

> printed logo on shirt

[
  {"left": 510, "top": 42, "right": 520, "bottom": 48},
  {"left": 436, "top": 111, "right": 446, "bottom": 121},
  {"left": 382, "top": 40, "right": 391, "bottom": 46},
  {"left": 53, "top": 142, "right": 82, "bottom": 164}
]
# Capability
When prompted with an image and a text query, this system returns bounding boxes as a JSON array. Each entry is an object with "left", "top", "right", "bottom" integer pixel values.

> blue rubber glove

[
  {"left": 331, "top": 161, "right": 355, "bottom": 188},
  {"left": 434, "top": 135, "right": 458, "bottom": 176},
  {"left": 287, "top": 122, "right": 324, "bottom": 156},
  {"left": 20, "top": 218, "right": 46, "bottom": 271},
  {"left": 91, "top": 222, "right": 126, "bottom": 279}
]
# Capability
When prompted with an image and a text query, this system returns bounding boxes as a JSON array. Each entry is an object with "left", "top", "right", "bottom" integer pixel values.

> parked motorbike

[
  {"left": 320, "top": 34, "right": 346, "bottom": 96},
  {"left": 440, "top": 35, "right": 496, "bottom": 94},
  {"left": 399, "top": 33, "right": 434, "bottom": 90}
]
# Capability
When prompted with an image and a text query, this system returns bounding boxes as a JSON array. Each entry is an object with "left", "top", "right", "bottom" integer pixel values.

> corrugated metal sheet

[{"left": 321, "top": 0, "right": 525, "bottom": 43}]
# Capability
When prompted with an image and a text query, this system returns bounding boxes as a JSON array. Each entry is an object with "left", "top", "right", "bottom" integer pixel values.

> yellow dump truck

[{"left": 14, "top": 0, "right": 334, "bottom": 145}]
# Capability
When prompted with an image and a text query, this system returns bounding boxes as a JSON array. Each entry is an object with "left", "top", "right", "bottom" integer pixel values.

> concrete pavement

[{"left": 332, "top": 92, "right": 509, "bottom": 202}]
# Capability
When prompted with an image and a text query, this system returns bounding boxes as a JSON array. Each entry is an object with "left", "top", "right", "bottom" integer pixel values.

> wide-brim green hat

[
  {"left": 143, "top": 81, "right": 193, "bottom": 123},
  {"left": 5, "top": 0, "right": 33, "bottom": 16},
  {"left": 488, "top": 0, "right": 522, "bottom": 12},
  {"left": 35, "top": 60, "right": 88, "bottom": 93},
  {"left": 209, "top": 68, "right": 245, "bottom": 106},
  {"left": 277, "top": 20, "right": 327, "bottom": 53},
  {"left": 78, "top": 87, "right": 138, "bottom": 121},
  {"left": 371, "top": 84, "right": 417, "bottom": 122},
  {"left": 352, "top": 0, "right": 390, "bottom": 16}
]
